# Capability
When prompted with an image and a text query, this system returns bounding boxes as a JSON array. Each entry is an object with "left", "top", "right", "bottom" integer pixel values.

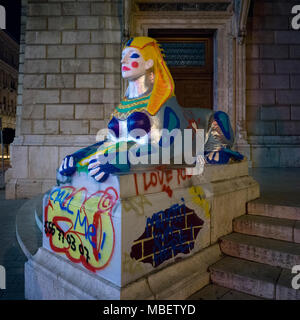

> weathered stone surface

[
  {"left": 26, "top": 17, "right": 47, "bottom": 30},
  {"left": 187, "top": 284, "right": 230, "bottom": 300},
  {"left": 147, "top": 244, "right": 222, "bottom": 299},
  {"left": 75, "top": 104, "right": 104, "bottom": 119},
  {"left": 25, "top": 243, "right": 219, "bottom": 299},
  {"left": 77, "top": 16, "right": 101, "bottom": 30},
  {"left": 26, "top": 31, "right": 61, "bottom": 44},
  {"left": 25, "top": 45, "right": 46, "bottom": 59},
  {"left": 220, "top": 289, "right": 265, "bottom": 300},
  {"left": 46, "top": 105, "right": 74, "bottom": 120},
  {"left": 60, "top": 120, "right": 89, "bottom": 135},
  {"left": 233, "top": 215, "right": 295, "bottom": 242},
  {"left": 33, "top": 120, "right": 59, "bottom": 135},
  {"left": 61, "top": 59, "right": 89, "bottom": 73},
  {"left": 16, "top": 179, "right": 44, "bottom": 199},
  {"left": 220, "top": 233, "right": 300, "bottom": 269},
  {"left": 23, "top": 89, "right": 60, "bottom": 105},
  {"left": 28, "top": 3, "right": 61, "bottom": 16},
  {"left": 210, "top": 256, "right": 281, "bottom": 299},
  {"left": 260, "top": 106, "right": 290, "bottom": 121},
  {"left": 28, "top": 146, "right": 59, "bottom": 179},
  {"left": 46, "top": 75, "right": 75, "bottom": 89},
  {"left": 62, "top": 31, "right": 91, "bottom": 44},
  {"left": 47, "top": 45, "right": 75, "bottom": 59},
  {"left": 24, "top": 60, "right": 60, "bottom": 74},
  {"left": 76, "top": 74, "right": 104, "bottom": 88},
  {"left": 11, "top": 146, "right": 29, "bottom": 179},
  {"left": 210, "top": 188, "right": 248, "bottom": 243},
  {"left": 76, "top": 45, "right": 104, "bottom": 58},
  {"left": 248, "top": 201, "right": 300, "bottom": 221},
  {"left": 251, "top": 147, "right": 280, "bottom": 167},
  {"left": 188, "top": 283, "right": 264, "bottom": 300},
  {"left": 23, "top": 75, "right": 45, "bottom": 89},
  {"left": 276, "top": 268, "right": 300, "bottom": 300},
  {"left": 294, "top": 221, "right": 300, "bottom": 244},
  {"left": 61, "top": 89, "right": 89, "bottom": 103},
  {"left": 48, "top": 16, "right": 75, "bottom": 30}
]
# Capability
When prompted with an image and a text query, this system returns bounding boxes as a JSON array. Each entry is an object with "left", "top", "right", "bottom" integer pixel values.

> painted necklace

[{"left": 112, "top": 93, "right": 151, "bottom": 120}]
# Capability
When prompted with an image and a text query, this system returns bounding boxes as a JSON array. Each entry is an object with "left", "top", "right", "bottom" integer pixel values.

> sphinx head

[
  {"left": 121, "top": 37, "right": 175, "bottom": 115},
  {"left": 121, "top": 46, "right": 154, "bottom": 81}
]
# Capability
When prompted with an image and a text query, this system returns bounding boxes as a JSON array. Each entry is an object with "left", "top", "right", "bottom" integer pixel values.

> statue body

[{"left": 58, "top": 37, "right": 243, "bottom": 184}]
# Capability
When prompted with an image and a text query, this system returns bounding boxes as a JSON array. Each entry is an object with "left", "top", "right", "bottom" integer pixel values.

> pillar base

[{"left": 25, "top": 160, "right": 259, "bottom": 299}]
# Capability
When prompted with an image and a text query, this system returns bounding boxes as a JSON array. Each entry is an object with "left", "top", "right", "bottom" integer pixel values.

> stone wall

[
  {"left": 6, "top": 0, "right": 123, "bottom": 199},
  {"left": 246, "top": 0, "right": 300, "bottom": 167}
]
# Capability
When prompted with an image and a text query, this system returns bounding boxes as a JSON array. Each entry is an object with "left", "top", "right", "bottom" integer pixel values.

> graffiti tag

[
  {"left": 44, "top": 186, "right": 118, "bottom": 272},
  {"left": 123, "top": 194, "right": 152, "bottom": 216},
  {"left": 133, "top": 168, "right": 191, "bottom": 198},
  {"left": 130, "top": 199, "right": 204, "bottom": 268}
]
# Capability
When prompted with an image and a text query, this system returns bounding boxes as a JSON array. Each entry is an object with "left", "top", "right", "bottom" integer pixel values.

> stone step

[
  {"left": 233, "top": 215, "right": 300, "bottom": 243},
  {"left": 16, "top": 195, "right": 43, "bottom": 259},
  {"left": 209, "top": 256, "right": 300, "bottom": 300},
  {"left": 187, "top": 283, "right": 265, "bottom": 300},
  {"left": 247, "top": 201, "right": 300, "bottom": 221},
  {"left": 220, "top": 232, "right": 300, "bottom": 269}
]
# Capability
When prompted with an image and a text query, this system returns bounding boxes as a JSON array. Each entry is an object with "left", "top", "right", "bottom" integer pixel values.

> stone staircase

[{"left": 189, "top": 201, "right": 300, "bottom": 300}]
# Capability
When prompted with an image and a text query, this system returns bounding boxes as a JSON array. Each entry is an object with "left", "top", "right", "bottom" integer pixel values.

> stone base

[
  {"left": 24, "top": 160, "right": 260, "bottom": 300},
  {"left": 25, "top": 244, "right": 221, "bottom": 300},
  {"left": 5, "top": 176, "right": 56, "bottom": 199}
]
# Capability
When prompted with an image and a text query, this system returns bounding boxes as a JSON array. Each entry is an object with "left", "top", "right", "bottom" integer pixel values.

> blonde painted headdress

[{"left": 123, "top": 37, "right": 175, "bottom": 116}]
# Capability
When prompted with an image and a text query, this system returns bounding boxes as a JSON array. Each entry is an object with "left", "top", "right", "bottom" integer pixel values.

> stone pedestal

[{"left": 25, "top": 160, "right": 259, "bottom": 300}]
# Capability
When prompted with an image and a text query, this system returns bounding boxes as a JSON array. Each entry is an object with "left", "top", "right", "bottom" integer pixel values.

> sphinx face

[{"left": 121, "top": 47, "right": 153, "bottom": 80}]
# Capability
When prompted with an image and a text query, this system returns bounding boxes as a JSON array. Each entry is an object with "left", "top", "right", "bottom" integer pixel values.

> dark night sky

[{"left": 0, "top": 0, "right": 21, "bottom": 43}]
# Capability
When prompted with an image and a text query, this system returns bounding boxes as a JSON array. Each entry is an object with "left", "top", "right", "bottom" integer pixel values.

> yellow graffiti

[
  {"left": 189, "top": 186, "right": 211, "bottom": 219},
  {"left": 44, "top": 186, "right": 118, "bottom": 272},
  {"left": 123, "top": 194, "right": 152, "bottom": 216}
]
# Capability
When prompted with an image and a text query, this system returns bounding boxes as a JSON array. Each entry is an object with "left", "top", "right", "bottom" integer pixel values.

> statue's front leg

[
  {"left": 58, "top": 140, "right": 106, "bottom": 178},
  {"left": 88, "top": 159, "right": 110, "bottom": 183},
  {"left": 58, "top": 155, "right": 76, "bottom": 176}
]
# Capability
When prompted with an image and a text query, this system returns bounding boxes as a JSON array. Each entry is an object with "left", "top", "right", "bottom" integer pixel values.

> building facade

[
  {"left": 5, "top": 0, "right": 300, "bottom": 199},
  {"left": 0, "top": 30, "right": 19, "bottom": 130}
]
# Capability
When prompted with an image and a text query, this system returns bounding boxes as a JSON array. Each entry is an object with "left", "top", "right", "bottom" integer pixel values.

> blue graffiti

[
  {"left": 50, "top": 189, "right": 99, "bottom": 252},
  {"left": 145, "top": 198, "right": 194, "bottom": 267},
  {"left": 50, "top": 188, "right": 74, "bottom": 215},
  {"left": 74, "top": 209, "right": 97, "bottom": 250},
  {"left": 98, "top": 232, "right": 106, "bottom": 259}
]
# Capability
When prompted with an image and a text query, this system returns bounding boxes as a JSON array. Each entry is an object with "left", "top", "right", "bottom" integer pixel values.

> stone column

[
  {"left": 234, "top": 37, "right": 252, "bottom": 166},
  {"left": 233, "top": 0, "right": 252, "bottom": 166},
  {"left": 6, "top": 0, "right": 122, "bottom": 199}
]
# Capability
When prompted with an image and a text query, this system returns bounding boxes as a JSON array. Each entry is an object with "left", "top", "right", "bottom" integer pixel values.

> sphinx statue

[
  {"left": 37, "top": 37, "right": 251, "bottom": 292},
  {"left": 58, "top": 36, "right": 243, "bottom": 184}
]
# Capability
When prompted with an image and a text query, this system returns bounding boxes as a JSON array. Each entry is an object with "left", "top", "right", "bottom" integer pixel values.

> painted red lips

[{"left": 122, "top": 66, "right": 131, "bottom": 71}]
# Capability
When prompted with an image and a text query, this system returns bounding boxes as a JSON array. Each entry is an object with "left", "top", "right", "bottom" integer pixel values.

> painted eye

[{"left": 130, "top": 53, "right": 140, "bottom": 59}]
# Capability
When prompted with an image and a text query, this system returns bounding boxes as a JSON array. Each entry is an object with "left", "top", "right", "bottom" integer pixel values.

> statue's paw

[
  {"left": 59, "top": 155, "right": 76, "bottom": 176},
  {"left": 88, "top": 159, "right": 110, "bottom": 183},
  {"left": 207, "top": 151, "right": 219, "bottom": 163},
  {"left": 205, "top": 150, "right": 231, "bottom": 164}
]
